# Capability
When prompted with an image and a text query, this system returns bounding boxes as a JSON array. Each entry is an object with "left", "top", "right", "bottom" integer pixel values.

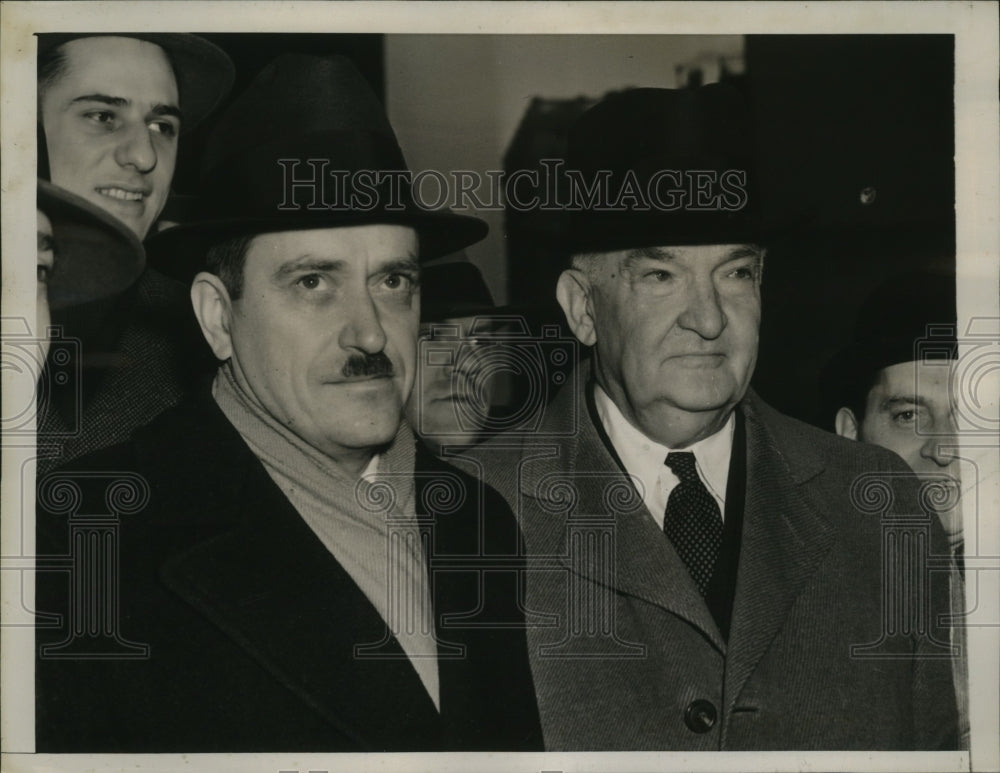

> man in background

[
  {"left": 36, "top": 33, "right": 233, "bottom": 472},
  {"left": 407, "top": 251, "right": 508, "bottom": 453},
  {"left": 37, "top": 179, "right": 145, "bottom": 363},
  {"left": 827, "top": 268, "right": 968, "bottom": 746}
]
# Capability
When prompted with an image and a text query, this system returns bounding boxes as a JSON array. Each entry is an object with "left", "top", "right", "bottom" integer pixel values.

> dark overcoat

[
  {"left": 462, "top": 372, "right": 960, "bottom": 750},
  {"left": 35, "top": 391, "right": 543, "bottom": 752}
]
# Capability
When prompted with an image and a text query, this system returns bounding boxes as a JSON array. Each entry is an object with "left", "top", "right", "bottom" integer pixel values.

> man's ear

[
  {"left": 835, "top": 407, "right": 860, "bottom": 440},
  {"left": 190, "top": 272, "right": 234, "bottom": 361},
  {"left": 556, "top": 269, "right": 597, "bottom": 347}
]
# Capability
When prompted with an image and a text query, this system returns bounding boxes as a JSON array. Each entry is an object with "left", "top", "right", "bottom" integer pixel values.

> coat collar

[
  {"left": 133, "top": 393, "right": 443, "bottom": 751},
  {"left": 518, "top": 366, "right": 837, "bottom": 666}
]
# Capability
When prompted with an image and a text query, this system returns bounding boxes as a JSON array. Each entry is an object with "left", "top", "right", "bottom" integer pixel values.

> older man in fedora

[
  {"left": 36, "top": 33, "right": 234, "bottom": 472},
  {"left": 36, "top": 54, "right": 542, "bottom": 753},
  {"left": 469, "top": 84, "right": 960, "bottom": 750}
]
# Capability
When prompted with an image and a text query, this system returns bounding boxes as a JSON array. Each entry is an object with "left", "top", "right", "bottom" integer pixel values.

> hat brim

[
  {"left": 37, "top": 33, "right": 234, "bottom": 132},
  {"left": 38, "top": 180, "right": 146, "bottom": 309},
  {"left": 146, "top": 208, "right": 489, "bottom": 283}
]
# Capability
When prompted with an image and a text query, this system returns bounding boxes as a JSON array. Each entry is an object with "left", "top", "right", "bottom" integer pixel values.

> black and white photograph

[{"left": 1, "top": 2, "right": 998, "bottom": 772}]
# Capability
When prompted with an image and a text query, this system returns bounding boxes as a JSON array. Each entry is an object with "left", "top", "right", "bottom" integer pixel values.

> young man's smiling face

[{"left": 40, "top": 36, "right": 180, "bottom": 240}]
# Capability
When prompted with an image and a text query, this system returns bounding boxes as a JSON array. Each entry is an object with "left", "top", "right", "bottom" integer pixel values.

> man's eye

[
  {"left": 297, "top": 274, "right": 324, "bottom": 290},
  {"left": 730, "top": 266, "right": 756, "bottom": 280},
  {"left": 84, "top": 110, "right": 116, "bottom": 127},
  {"left": 383, "top": 272, "right": 415, "bottom": 291},
  {"left": 645, "top": 270, "right": 672, "bottom": 282},
  {"left": 892, "top": 409, "right": 917, "bottom": 424},
  {"left": 149, "top": 120, "right": 179, "bottom": 138}
]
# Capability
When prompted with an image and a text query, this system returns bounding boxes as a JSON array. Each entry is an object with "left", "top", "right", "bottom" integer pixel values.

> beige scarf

[{"left": 213, "top": 364, "right": 440, "bottom": 710}]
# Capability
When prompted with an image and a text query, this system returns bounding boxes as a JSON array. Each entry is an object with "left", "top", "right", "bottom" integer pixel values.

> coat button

[{"left": 684, "top": 699, "right": 717, "bottom": 733}]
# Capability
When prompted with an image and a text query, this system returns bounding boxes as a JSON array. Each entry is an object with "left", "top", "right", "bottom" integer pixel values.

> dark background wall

[{"left": 744, "top": 35, "right": 954, "bottom": 428}]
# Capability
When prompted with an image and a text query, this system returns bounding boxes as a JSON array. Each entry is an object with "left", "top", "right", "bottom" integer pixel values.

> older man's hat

[
  {"left": 147, "top": 54, "right": 487, "bottom": 280},
  {"left": 38, "top": 180, "right": 145, "bottom": 310},
  {"left": 822, "top": 269, "right": 957, "bottom": 415},
  {"left": 37, "top": 33, "right": 234, "bottom": 133},
  {"left": 565, "top": 83, "right": 762, "bottom": 255}
]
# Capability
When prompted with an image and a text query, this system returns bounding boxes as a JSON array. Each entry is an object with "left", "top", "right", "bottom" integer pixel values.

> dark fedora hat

[
  {"left": 564, "top": 82, "right": 763, "bottom": 255},
  {"left": 36, "top": 33, "right": 234, "bottom": 133},
  {"left": 146, "top": 53, "right": 487, "bottom": 280},
  {"left": 420, "top": 251, "right": 507, "bottom": 322},
  {"left": 38, "top": 179, "right": 145, "bottom": 310},
  {"left": 821, "top": 269, "right": 957, "bottom": 415}
]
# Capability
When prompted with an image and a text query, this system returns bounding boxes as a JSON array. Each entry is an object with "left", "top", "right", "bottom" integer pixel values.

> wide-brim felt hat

[
  {"left": 146, "top": 53, "right": 487, "bottom": 280},
  {"left": 564, "top": 83, "right": 765, "bottom": 255},
  {"left": 38, "top": 179, "right": 146, "bottom": 310},
  {"left": 821, "top": 269, "right": 957, "bottom": 411},
  {"left": 37, "top": 33, "right": 234, "bottom": 133}
]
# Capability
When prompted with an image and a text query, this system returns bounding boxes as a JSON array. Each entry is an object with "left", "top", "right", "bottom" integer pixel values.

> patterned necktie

[{"left": 663, "top": 452, "right": 724, "bottom": 596}]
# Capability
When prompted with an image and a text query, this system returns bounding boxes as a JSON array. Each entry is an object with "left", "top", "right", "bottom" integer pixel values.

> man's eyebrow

[
  {"left": 622, "top": 247, "right": 675, "bottom": 273},
  {"left": 880, "top": 395, "right": 927, "bottom": 411},
  {"left": 273, "top": 257, "right": 348, "bottom": 281},
  {"left": 69, "top": 94, "right": 128, "bottom": 108},
  {"left": 725, "top": 245, "right": 764, "bottom": 262},
  {"left": 68, "top": 94, "right": 183, "bottom": 122},
  {"left": 374, "top": 257, "right": 420, "bottom": 278},
  {"left": 151, "top": 103, "right": 183, "bottom": 122}
]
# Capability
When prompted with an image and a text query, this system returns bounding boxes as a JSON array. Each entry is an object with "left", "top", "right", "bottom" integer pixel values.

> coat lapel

[
  {"left": 145, "top": 399, "right": 441, "bottom": 751},
  {"left": 518, "top": 374, "right": 725, "bottom": 653},
  {"left": 722, "top": 391, "right": 838, "bottom": 711}
]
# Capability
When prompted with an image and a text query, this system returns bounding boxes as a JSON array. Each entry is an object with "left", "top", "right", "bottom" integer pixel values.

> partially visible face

[
  {"left": 36, "top": 209, "right": 54, "bottom": 364},
  {"left": 583, "top": 243, "right": 762, "bottom": 446},
  {"left": 407, "top": 316, "right": 498, "bottom": 449},
  {"left": 858, "top": 360, "right": 963, "bottom": 538},
  {"left": 226, "top": 225, "right": 420, "bottom": 461},
  {"left": 40, "top": 37, "right": 180, "bottom": 239}
]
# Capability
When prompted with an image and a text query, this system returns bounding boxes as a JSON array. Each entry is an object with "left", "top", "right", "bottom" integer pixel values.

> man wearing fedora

[
  {"left": 36, "top": 179, "right": 146, "bottom": 363},
  {"left": 406, "top": 251, "right": 509, "bottom": 453},
  {"left": 828, "top": 268, "right": 969, "bottom": 747},
  {"left": 35, "top": 53, "right": 542, "bottom": 753},
  {"left": 35, "top": 33, "right": 234, "bottom": 473},
  {"left": 469, "top": 84, "right": 959, "bottom": 749}
]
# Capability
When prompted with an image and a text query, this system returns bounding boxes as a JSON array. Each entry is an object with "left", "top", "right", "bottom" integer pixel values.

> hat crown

[
  {"left": 202, "top": 53, "right": 403, "bottom": 180},
  {"left": 568, "top": 83, "right": 753, "bottom": 175}
]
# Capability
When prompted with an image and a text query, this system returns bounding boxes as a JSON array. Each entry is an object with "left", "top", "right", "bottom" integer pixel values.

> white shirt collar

[{"left": 593, "top": 383, "right": 735, "bottom": 527}]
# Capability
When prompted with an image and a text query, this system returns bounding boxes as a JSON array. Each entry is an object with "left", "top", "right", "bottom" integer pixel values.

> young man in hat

[
  {"left": 406, "top": 251, "right": 508, "bottom": 453},
  {"left": 35, "top": 53, "right": 542, "bottom": 753},
  {"left": 35, "top": 33, "right": 234, "bottom": 473},
  {"left": 469, "top": 84, "right": 960, "bottom": 749},
  {"left": 828, "top": 268, "right": 969, "bottom": 746}
]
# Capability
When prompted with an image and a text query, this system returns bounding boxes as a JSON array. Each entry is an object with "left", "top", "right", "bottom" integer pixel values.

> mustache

[{"left": 342, "top": 352, "right": 395, "bottom": 379}]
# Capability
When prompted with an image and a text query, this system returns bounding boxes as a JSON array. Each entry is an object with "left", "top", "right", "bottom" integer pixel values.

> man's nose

[
  {"left": 676, "top": 278, "right": 727, "bottom": 339},
  {"left": 113, "top": 122, "right": 158, "bottom": 174},
  {"left": 339, "top": 291, "right": 389, "bottom": 354},
  {"left": 920, "top": 428, "right": 959, "bottom": 468}
]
